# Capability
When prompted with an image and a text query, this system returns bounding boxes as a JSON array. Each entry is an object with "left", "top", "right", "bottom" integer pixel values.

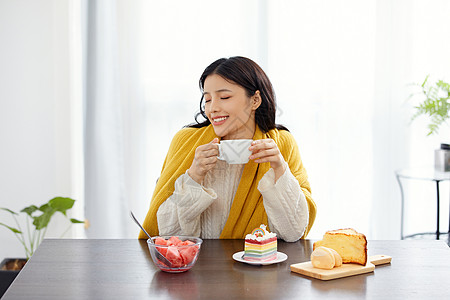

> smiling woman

[
  {"left": 203, "top": 74, "right": 259, "bottom": 140},
  {"left": 139, "top": 56, "right": 316, "bottom": 242}
]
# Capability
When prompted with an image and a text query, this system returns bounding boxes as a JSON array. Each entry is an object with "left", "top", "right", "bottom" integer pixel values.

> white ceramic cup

[{"left": 217, "top": 139, "right": 253, "bottom": 164}]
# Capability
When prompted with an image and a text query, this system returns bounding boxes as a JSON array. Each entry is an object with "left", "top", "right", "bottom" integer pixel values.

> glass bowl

[{"left": 147, "top": 236, "right": 203, "bottom": 273}]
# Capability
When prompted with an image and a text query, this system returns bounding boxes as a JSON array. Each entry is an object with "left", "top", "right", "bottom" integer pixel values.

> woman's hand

[
  {"left": 188, "top": 138, "right": 219, "bottom": 184},
  {"left": 249, "top": 139, "right": 287, "bottom": 182}
]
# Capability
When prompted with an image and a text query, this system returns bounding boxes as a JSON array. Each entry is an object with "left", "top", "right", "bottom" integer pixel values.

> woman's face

[{"left": 203, "top": 74, "right": 260, "bottom": 140}]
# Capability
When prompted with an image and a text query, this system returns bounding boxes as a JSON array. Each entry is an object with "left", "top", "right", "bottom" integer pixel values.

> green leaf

[
  {"left": 33, "top": 212, "right": 53, "bottom": 230},
  {"left": 21, "top": 205, "right": 38, "bottom": 217},
  {"left": 411, "top": 76, "right": 450, "bottom": 135},
  {"left": 0, "top": 222, "right": 22, "bottom": 234},
  {"left": 0, "top": 207, "right": 18, "bottom": 215},
  {"left": 70, "top": 218, "right": 84, "bottom": 224},
  {"left": 38, "top": 203, "right": 53, "bottom": 213},
  {"left": 421, "top": 74, "right": 429, "bottom": 88},
  {"left": 437, "top": 80, "right": 450, "bottom": 92},
  {"left": 49, "top": 197, "right": 75, "bottom": 216}
]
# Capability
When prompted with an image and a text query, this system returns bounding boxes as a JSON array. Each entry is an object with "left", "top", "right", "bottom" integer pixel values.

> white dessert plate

[{"left": 232, "top": 251, "right": 288, "bottom": 265}]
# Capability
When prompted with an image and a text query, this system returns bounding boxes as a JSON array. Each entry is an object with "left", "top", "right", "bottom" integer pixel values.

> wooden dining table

[{"left": 2, "top": 238, "right": 450, "bottom": 299}]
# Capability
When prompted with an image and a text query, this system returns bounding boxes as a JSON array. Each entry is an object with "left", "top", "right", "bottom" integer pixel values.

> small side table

[{"left": 395, "top": 167, "right": 450, "bottom": 240}]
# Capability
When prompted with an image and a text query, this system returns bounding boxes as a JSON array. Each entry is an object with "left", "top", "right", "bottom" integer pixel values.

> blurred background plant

[
  {"left": 411, "top": 75, "right": 450, "bottom": 135},
  {"left": 0, "top": 197, "right": 84, "bottom": 259}
]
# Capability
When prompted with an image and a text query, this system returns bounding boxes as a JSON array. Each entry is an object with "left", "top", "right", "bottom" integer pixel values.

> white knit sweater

[{"left": 156, "top": 159, "right": 309, "bottom": 242}]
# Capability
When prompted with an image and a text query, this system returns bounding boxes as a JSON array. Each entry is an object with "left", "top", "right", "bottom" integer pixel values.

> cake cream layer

[
  {"left": 244, "top": 250, "right": 276, "bottom": 258},
  {"left": 245, "top": 242, "right": 277, "bottom": 253},
  {"left": 245, "top": 236, "right": 277, "bottom": 245},
  {"left": 244, "top": 250, "right": 277, "bottom": 256},
  {"left": 244, "top": 252, "right": 277, "bottom": 262}
]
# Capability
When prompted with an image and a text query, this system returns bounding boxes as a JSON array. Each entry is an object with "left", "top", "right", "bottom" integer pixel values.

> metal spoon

[{"left": 129, "top": 211, "right": 173, "bottom": 267}]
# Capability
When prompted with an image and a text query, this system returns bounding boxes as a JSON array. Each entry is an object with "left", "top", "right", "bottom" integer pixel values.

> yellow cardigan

[{"left": 139, "top": 125, "right": 316, "bottom": 239}]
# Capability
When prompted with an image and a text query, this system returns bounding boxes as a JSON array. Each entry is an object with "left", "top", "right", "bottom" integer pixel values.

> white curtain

[
  {"left": 82, "top": 0, "right": 147, "bottom": 238},
  {"left": 84, "top": 0, "right": 126, "bottom": 238},
  {"left": 79, "top": 0, "right": 450, "bottom": 239}
]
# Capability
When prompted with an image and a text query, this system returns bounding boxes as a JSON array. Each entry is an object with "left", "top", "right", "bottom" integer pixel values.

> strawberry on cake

[{"left": 243, "top": 225, "right": 277, "bottom": 262}]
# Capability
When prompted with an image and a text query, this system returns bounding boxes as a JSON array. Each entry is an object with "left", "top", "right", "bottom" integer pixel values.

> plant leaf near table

[
  {"left": 411, "top": 75, "right": 450, "bottom": 135},
  {"left": 0, "top": 197, "right": 84, "bottom": 259}
]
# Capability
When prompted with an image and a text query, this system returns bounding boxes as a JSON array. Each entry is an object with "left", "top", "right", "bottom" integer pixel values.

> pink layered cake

[{"left": 244, "top": 225, "right": 277, "bottom": 262}]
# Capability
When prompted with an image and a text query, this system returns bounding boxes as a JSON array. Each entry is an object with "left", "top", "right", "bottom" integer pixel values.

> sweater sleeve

[
  {"left": 157, "top": 172, "right": 217, "bottom": 237},
  {"left": 258, "top": 163, "right": 309, "bottom": 242}
]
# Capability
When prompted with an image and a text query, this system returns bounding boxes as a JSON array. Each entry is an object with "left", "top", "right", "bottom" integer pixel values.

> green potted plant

[
  {"left": 0, "top": 196, "right": 84, "bottom": 297},
  {"left": 411, "top": 75, "right": 450, "bottom": 135},
  {"left": 411, "top": 75, "right": 450, "bottom": 171}
]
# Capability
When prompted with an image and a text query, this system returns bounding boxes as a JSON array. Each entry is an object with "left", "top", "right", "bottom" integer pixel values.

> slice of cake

[
  {"left": 243, "top": 225, "right": 277, "bottom": 262},
  {"left": 313, "top": 228, "right": 367, "bottom": 265}
]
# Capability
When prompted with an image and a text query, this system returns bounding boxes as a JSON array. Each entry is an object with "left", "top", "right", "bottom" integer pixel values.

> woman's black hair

[{"left": 187, "top": 56, "right": 288, "bottom": 132}]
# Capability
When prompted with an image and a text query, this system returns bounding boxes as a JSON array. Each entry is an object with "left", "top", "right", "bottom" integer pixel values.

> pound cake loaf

[
  {"left": 244, "top": 225, "right": 277, "bottom": 262},
  {"left": 313, "top": 228, "right": 367, "bottom": 265}
]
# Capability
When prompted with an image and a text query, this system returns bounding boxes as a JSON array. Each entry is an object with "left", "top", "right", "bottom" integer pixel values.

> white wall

[{"left": 0, "top": 0, "right": 75, "bottom": 259}]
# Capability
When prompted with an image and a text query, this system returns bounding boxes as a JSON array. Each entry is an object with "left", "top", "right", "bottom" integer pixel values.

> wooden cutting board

[{"left": 290, "top": 255, "right": 392, "bottom": 281}]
